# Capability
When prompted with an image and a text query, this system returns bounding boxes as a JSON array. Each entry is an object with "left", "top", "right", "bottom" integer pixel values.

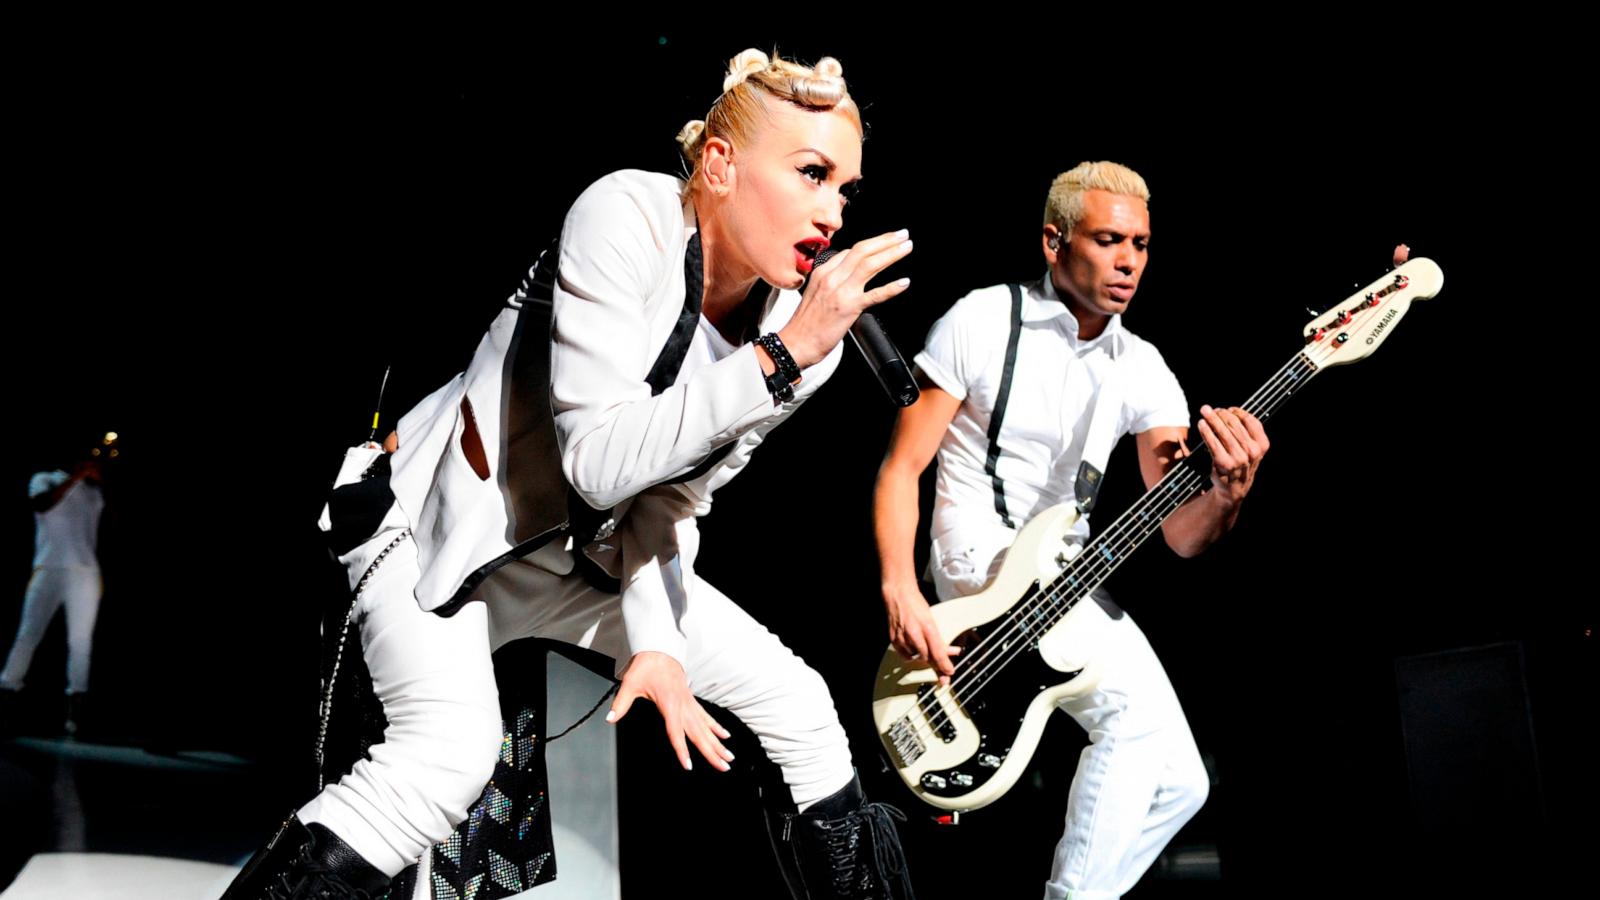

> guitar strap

[
  {"left": 984, "top": 283, "right": 1026, "bottom": 528},
  {"left": 1072, "top": 348, "right": 1124, "bottom": 516}
]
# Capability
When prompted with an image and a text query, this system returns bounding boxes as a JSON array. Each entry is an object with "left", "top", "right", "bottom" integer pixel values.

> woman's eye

[{"left": 800, "top": 165, "right": 828, "bottom": 184}]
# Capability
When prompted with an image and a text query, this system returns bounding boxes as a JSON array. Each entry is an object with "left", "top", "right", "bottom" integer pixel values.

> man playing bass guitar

[{"left": 874, "top": 160, "right": 1274, "bottom": 900}]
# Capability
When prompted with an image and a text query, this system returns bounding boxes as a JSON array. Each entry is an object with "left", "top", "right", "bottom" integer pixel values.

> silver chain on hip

[{"left": 314, "top": 529, "right": 411, "bottom": 791}]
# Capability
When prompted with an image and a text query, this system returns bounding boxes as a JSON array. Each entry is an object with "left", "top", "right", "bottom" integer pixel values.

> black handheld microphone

[{"left": 811, "top": 248, "right": 919, "bottom": 408}]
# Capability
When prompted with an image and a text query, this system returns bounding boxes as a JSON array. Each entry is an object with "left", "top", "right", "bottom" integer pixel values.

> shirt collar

[{"left": 1030, "top": 272, "right": 1127, "bottom": 358}]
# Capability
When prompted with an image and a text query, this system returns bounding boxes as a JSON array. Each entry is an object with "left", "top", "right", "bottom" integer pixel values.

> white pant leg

[
  {"left": 673, "top": 575, "right": 855, "bottom": 809},
  {"left": 299, "top": 533, "right": 504, "bottom": 877},
  {"left": 929, "top": 542, "right": 1008, "bottom": 604},
  {"left": 484, "top": 561, "right": 854, "bottom": 809},
  {"left": 2, "top": 565, "right": 99, "bottom": 691},
  {"left": 60, "top": 566, "right": 102, "bottom": 694},
  {"left": 1042, "top": 608, "right": 1209, "bottom": 900}
]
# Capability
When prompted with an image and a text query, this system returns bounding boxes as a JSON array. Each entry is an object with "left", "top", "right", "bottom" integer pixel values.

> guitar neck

[{"left": 1037, "top": 351, "right": 1322, "bottom": 621}]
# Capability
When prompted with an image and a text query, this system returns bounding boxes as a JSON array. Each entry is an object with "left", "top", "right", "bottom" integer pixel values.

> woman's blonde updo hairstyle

[{"left": 676, "top": 48, "right": 862, "bottom": 190}]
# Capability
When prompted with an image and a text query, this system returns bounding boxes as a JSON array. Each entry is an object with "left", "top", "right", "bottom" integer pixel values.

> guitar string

[
  {"left": 921, "top": 274, "right": 1413, "bottom": 718},
  {"left": 898, "top": 285, "right": 1405, "bottom": 751},
  {"left": 907, "top": 364, "right": 1301, "bottom": 745},
  {"left": 902, "top": 354, "right": 1307, "bottom": 744},
  {"left": 904, "top": 281, "right": 1407, "bottom": 748},
  {"left": 931, "top": 344, "right": 1327, "bottom": 730}
]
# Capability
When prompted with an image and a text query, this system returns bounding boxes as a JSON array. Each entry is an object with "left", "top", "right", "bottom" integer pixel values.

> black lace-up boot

[
  {"left": 774, "top": 772, "right": 916, "bottom": 900},
  {"left": 220, "top": 815, "right": 391, "bottom": 900}
]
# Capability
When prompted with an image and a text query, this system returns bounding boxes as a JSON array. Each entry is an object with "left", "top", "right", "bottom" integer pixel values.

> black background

[{"left": 6, "top": 23, "right": 1590, "bottom": 896}]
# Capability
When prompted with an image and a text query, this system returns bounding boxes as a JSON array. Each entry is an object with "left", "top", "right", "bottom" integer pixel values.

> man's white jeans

[{"left": 935, "top": 546, "right": 1210, "bottom": 900}]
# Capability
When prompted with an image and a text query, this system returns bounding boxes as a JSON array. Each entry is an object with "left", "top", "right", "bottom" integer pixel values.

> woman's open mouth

[{"left": 795, "top": 238, "right": 829, "bottom": 275}]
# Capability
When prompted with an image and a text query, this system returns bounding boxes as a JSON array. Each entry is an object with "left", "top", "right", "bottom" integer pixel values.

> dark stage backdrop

[{"left": 7, "top": 26, "right": 1589, "bottom": 895}]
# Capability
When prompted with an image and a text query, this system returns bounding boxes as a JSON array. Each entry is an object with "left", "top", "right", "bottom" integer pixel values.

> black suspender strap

[{"left": 984, "top": 283, "right": 1025, "bottom": 529}]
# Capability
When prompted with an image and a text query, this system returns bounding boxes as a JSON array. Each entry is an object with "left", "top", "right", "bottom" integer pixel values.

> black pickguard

[{"left": 916, "top": 581, "right": 1085, "bottom": 801}]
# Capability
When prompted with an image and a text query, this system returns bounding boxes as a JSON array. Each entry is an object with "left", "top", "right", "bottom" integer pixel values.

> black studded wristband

[{"left": 754, "top": 332, "right": 801, "bottom": 403}]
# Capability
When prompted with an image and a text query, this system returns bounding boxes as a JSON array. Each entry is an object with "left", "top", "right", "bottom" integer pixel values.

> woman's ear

[{"left": 702, "top": 136, "right": 734, "bottom": 196}]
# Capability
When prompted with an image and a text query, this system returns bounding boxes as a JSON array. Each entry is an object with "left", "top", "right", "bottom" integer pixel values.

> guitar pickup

[{"left": 917, "top": 684, "right": 960, "bottom": 744}]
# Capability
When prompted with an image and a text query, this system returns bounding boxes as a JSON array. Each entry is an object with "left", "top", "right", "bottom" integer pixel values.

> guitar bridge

[{"left": 887, "top": 715, "right": 925, "bottom": 766}]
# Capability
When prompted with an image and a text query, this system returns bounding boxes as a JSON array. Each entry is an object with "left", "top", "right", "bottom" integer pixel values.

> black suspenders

[{"left": 983, "top": 283, "right": 1025, "bottom": 528}]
